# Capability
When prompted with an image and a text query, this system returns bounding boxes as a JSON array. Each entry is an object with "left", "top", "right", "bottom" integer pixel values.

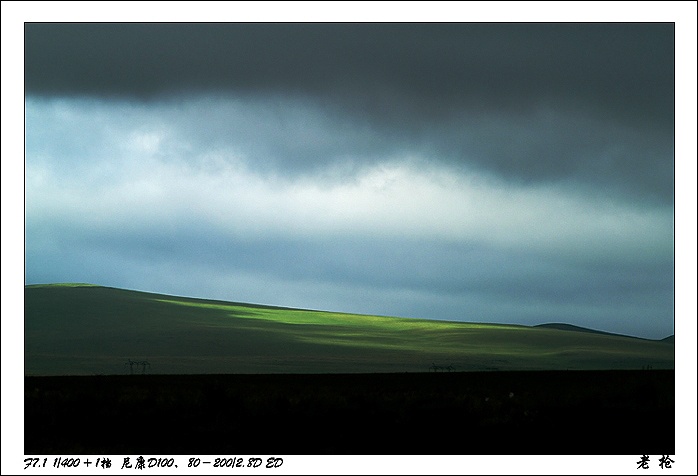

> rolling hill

[
  {"left": 534, "top": 322, "right": 649, "bottom": 339},
  {"left": 24, "top": 284, "right": 674, "bottom": 375}
]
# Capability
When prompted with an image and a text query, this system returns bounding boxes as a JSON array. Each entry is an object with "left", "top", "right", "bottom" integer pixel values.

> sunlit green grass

[
  {"left": 153, "top": 297, "right": 536, "bottom": 355},
  {"left": 154, "top": 298, "right": 520, "bottom": 330}
]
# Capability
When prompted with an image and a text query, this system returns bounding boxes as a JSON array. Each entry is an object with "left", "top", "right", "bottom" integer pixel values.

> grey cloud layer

[{"left": 25, "top": 23, "right": 674, "bottom": 203}]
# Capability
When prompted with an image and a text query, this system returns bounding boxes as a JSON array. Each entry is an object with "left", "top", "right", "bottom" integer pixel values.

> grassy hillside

[{"left": 24, "top": 284, "right": 674, "bottom": 375}]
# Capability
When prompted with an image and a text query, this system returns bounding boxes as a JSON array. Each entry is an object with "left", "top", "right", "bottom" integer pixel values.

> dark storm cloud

[
  {"left": 24, "top": 23, "right": 674, "bottom": 124},
  {"left": 25, "top": 23, "right": 675, "bottom": 202}
]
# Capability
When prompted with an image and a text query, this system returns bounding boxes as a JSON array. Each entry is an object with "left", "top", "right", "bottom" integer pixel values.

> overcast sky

[{"left": 22, "top": 21, "right": 678, "bottom": 339}]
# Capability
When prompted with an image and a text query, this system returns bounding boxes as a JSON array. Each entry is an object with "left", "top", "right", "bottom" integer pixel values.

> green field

[{"left": 24, "top": 284, "right": 674, "bottom": 375}]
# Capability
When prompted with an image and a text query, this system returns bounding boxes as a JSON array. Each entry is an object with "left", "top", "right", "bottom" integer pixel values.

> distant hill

[
  {"left": 661, "top": 335, "right": 675, "bottom": 343},
  {"left": 534, "top": 323, "right": 649, "bottom": 340},
  {"left": 24, "top": 284, "right": 675, "bottom": 375}
]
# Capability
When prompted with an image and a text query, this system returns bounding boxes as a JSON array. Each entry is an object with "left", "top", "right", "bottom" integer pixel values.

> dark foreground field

[{"left": 25, "top": 370, "right": 673, "bottom": 455}]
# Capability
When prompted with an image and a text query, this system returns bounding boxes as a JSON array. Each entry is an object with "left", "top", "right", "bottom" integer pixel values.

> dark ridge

[
  {"left": 26, "top": 283, "right": 320, "bottom": 313},
  {"left": 661, "top": 335, "right": 675, "bottom": 343}
]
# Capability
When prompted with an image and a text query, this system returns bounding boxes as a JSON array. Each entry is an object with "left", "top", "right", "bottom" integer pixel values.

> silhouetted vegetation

[{"left": 25, "top": 370, "right": 673, "bottom": 455}]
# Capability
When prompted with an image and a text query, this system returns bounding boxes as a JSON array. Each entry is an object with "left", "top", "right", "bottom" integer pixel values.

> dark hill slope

[{"left": 535, "top": 323, "right": 645, "bottom": 339}]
